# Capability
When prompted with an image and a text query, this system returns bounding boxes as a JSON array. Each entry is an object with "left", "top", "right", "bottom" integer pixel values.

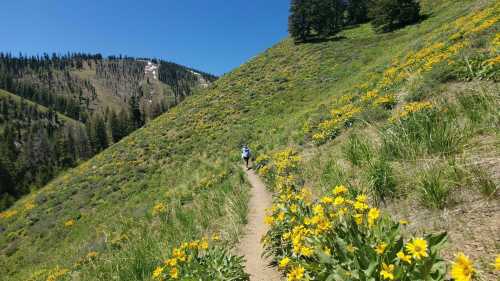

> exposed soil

[{"left": 237, "top": 167, "right": 282, "bottom": 281}]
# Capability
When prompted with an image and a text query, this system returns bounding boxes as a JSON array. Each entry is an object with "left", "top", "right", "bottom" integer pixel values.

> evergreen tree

[
  {"left": 289, "top": 0, "right": 311, "bottom": 42},
  {"left": 369, "top": 0, "right": 421, "bottom": 33},
  {"left": 347, "top": 0, "right": 370, "bottom": 25},
  {"left": 129, "top": 96, "right": 144, "bottom": 129}
]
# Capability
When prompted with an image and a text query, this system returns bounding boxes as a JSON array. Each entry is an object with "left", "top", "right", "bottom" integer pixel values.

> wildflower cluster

[
  {"left": 197, "top": 171, "right": 228, "bottom": 190},
  {"left": 260, "top": 148, "right": 449, "bottom": 281},
  {"left": 64, "top": 219, "right": 76, "bottom": 227},
  {"left": 152, "top": 236, "right": 249, "bottom": 280},
  {"left": 0, "top": 209, "right": 18, "bottom": 219},
  {"left": 45, "top": 267, "right": 69, "bottom": 281},
  {"left": 305, "top": 2, "right": 499, "bottom": 147},
  {"left": 389, "top": 101, "right": 433, "bottom": 122},
  {"left": 152, "top": 202, "right": 168, "bottom": 216},
  {"left": 310, "top": 104, "right": 363, "bottom": 145}
]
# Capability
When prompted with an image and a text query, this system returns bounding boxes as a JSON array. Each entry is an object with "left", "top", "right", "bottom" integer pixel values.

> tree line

[
  {"left": 289, "top": 0, "right": 421, "bottom": 42},
  {"left": 0, "top": 53, "right": 217, "bottom": 211}
]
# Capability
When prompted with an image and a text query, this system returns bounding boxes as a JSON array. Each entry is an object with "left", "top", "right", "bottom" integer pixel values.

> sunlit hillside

[{"left": 0, "top": 0, "right": 498, "bottom": 280}]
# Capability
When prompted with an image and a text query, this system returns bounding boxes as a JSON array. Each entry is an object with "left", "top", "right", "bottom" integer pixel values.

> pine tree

[
  {"left": 369, "top": 0, "right": 421, "bottom": 33},
  {"left": 289, "top": 0, "right": 311, "bottom": 42},
  {"left": 94, "top": 116, "right": 109, "bottom": 152},
  {"left": 347, "top": 0, "right": 370, "bottom": 25},
  {"left": 129, "top": 96, "right": 144, "bottom": 129}
]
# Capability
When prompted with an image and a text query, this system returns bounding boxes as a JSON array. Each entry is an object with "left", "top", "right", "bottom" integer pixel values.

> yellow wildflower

[
  {"left": 334, "top": 196, "right": 345, "bottom": 206},
  {"left": 354, "top": 201, "right": 369, "bottom": 211},
  {"left": 277, "top": 212, "right": 286, "bottom": 222},
  {"left": 287, "top": 265, "right": 305, "bottom": 281},
  {"left": 152, "top": 266, "right": 164, "bottom": 279},
  {"left": 356, "top": 194, "right": 368, "bottom": 203},
  {"left": 279, "top": 257, "right": 290, "bottom": 268},
  {"left": 347, "top": 244, "right": 357, "bottom": 253},
  {"left": 399, "top": 219, "right": 409, "bottom": 225},
  {"left": 495, "top": 255, "right": 500, "bottom": 271},
  {"left": 406, "top": 238, "right": 428, "bottom": 260},
  {"left": 164, "top": 258, "right": 177, "bottom": 267},
  {"left": 169, "top": 267, "right": 179, "bottom": 279},
  {"left": 323, "top": 247, "right": 332, "bottom": 256},
  {"left": 380, "top": 263, "right": 395, "bottom": 280},
  {"left": 353, "top": 214, "right": 363, "bottom": 225},
  {"left": 375, "top": 243, "right": 388, "bottom": 255},
  {"left": 300, "top": 246, "right": 314, "bottom": 257},
  {"left": 265, "top": 215, "right": 274, "bottom": 225},
  {"left": 152, "top": 203, "right": 167, "bottom": 215},
  {"left": 397, "top": 251, "right": 412, "bottom": 264},
  {"left": 367, "top": 208, "right": 380, "bottom": 227},
  {"left": 313, "top": 204, "right": 324, "bottom": 215},
  {"left": 198, "top": 240, "right": 209, "bottom": 250},
  {"left": 64, "top": 219, "right": 76, "bottom": 227},
  {"left": 320, "top": 196, "right": 333, "bottom": 204},
  {"left": 451, "top": 253, "right": 474, "bottom": 281},
  {"left": 332, "top": 185, "right": 348, "bottom": 195}
]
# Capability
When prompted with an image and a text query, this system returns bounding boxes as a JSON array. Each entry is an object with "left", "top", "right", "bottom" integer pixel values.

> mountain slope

[
  {"left": 0, "top": 0, "right": 498, "bottom": 280},
  {"left": 0, "top": 55, "right": 216, "bottom": 211}
]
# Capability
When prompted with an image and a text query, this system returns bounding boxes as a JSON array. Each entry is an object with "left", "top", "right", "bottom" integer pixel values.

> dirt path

[{"left": 238, "top": 167, "right": 282, "bottom": 281}]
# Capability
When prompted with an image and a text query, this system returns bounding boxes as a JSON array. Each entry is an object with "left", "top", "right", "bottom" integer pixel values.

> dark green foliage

[
  {"left": 347, "top": 0, "right": 370, "bottom": 24},
  {"left": 0, "top": 92, "right": 91, "bottom": 210},
  {"left": 288, "top": 0, "right": 347, "bottom": 42},
  {"left": 289, "top": 0, "right": 310, "bottom": 42},
  {"left": 369, "top": 0, "right": 421, "bottom": 33}
]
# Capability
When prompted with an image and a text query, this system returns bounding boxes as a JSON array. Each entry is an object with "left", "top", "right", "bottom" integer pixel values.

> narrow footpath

[{"left": 238, "top": 167, "right": 282, "bottom": 281}]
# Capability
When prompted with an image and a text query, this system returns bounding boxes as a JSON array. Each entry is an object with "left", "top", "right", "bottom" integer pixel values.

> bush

[{"left": 369, "top": 0, "right": 421, "bottom": 33}]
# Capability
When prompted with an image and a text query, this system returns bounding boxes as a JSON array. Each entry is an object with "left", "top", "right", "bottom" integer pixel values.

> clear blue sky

[{"left": 0, "top": 0, "right": 290, "bottom": 75}]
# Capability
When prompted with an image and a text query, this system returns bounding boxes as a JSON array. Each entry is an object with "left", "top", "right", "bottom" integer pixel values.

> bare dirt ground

[{"left": 237, "top": 167, "right": 282, "bottom": 281}]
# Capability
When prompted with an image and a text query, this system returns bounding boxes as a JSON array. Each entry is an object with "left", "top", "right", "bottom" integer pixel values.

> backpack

[{"left": 242, "top": 147, "right": 250, "bottom": 158}]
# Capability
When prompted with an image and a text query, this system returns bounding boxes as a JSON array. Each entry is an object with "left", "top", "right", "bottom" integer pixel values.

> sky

[{"left": 0, "top": 0, "right": 290, "bottom": 76}]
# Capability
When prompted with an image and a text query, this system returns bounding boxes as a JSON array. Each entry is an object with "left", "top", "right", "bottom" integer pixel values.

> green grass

[
  {"left": 342, "top": 133, "right": 374, "bottom": 166},
  {"left": 0, "top": 0, "right": 498, "bottom": 280}
]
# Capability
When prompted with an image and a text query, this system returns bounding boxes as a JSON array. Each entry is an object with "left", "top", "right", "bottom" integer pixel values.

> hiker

[{"left": 242, "top": 145, "right": 251, "bottom": 169}]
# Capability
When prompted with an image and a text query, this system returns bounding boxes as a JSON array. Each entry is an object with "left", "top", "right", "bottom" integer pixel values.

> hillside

[
  {"left": 0, "top": 55, "right": 216, "bottom": 211},
  {"left": 0, "top": 0, "right": 498, "bottom": 280}
]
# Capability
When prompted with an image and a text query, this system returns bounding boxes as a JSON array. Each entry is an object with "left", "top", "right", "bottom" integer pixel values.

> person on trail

[{"left": 242, "top": 145, "right": 251, "bottom": 169}]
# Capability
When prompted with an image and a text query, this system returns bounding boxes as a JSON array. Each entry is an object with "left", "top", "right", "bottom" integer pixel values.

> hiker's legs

[{"left": 245, "top": 157, "right": 249, "bottom": 168}]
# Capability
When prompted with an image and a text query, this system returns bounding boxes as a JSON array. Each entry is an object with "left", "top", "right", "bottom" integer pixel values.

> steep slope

[
  {"left": 0, "top": 55, "right": 216, "bottom": 210},
  {"left": 0, "top": 89, "right": 87, "bottom": 209},
  {"left": 0, "top": 0, "right": 498, "bottom": 280}
]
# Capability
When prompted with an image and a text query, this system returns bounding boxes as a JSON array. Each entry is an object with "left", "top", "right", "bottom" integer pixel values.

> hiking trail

[{"left": 238, "top": 167, "right": 282, "bottom": 281}]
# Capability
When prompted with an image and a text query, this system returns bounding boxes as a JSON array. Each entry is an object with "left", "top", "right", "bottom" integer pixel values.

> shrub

[
  {"left": 369, "top": 0, "right": 421, "bottom": 33},
  {"left": 151, "top": 239, "right": 249, "bottom": 281},
  {"left": 262, "top": 149, "right": 449, "bottom": 281},
  {"left": 342, "top": 133, "right": 374, "bottom": 166}
]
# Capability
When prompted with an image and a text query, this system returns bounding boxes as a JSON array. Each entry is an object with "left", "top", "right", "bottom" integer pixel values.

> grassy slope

[{"left": 0, "top": 0, "right": 497, "bottom": 280}]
